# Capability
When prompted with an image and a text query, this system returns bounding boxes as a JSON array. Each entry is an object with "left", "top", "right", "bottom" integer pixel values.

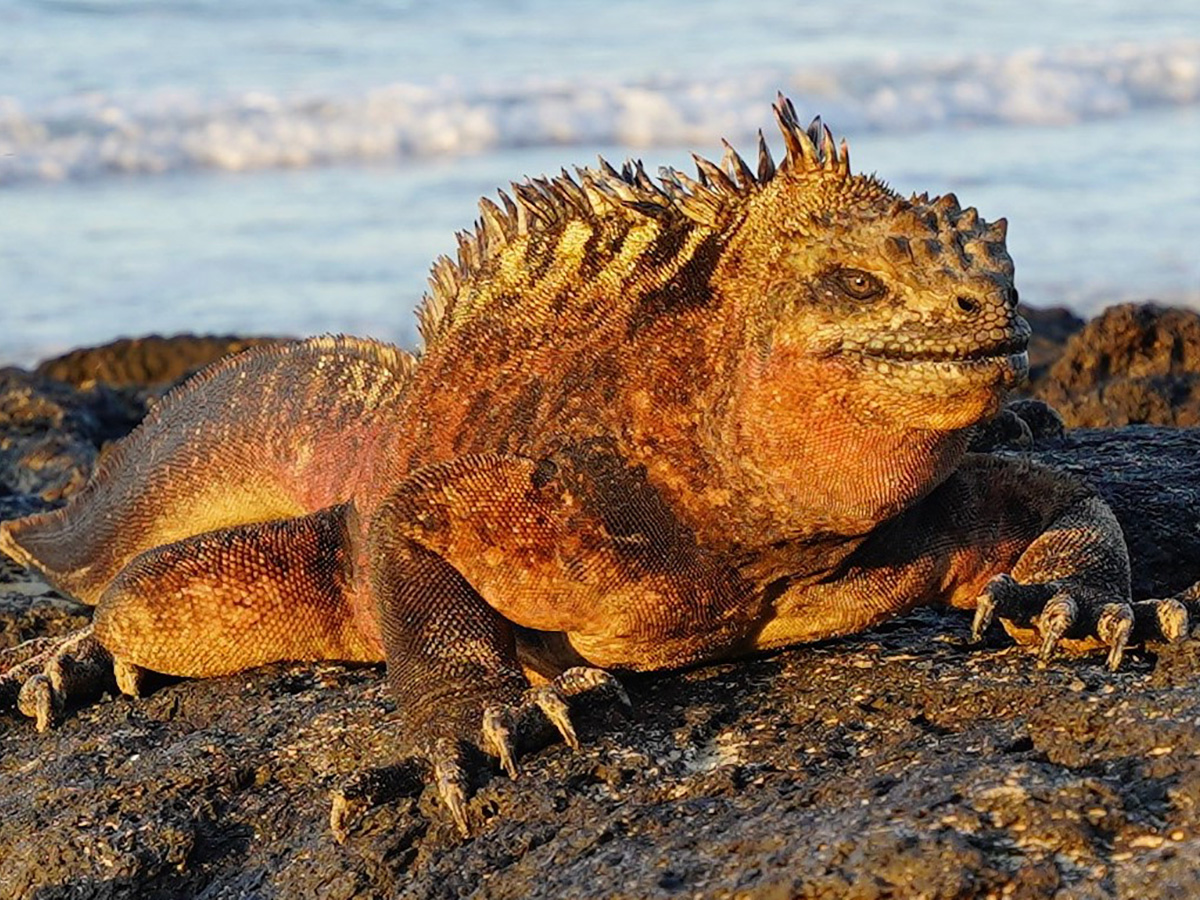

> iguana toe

[
  {"left": 524, "top": 667, "right": 633, "bottom": 752},
  {"left": 971, "top": 573, "right": 1040, "bottom": 643},
  {"left": 526, "top": 685, "right": 580, "bottom": 751},
  {"left": 972, "top": 574, "right": 1139, "bottom": 669},
  {"left": 482, "top": 704, "right": 521, "bottom": 779},
  {"left": 432, "top": 739, "right": 472, "bottom": 837},
  {"left": 1, "top": 625, "right": 116, "bottom": 729},
  {"left": 1096, "top": 603, "right": 1133, "bottom": 671},
  {"left": 552, "top": 666, "right": 632, "bottom": 710},
  {"left": 440, "top": 667, "right": 625, "bottom": 834},
  {"left": 970, "top": 581, "right": 998, "bottom": 643},
  {"left": 18, "top": 674, "right": 61, "bottom": 732},
  {"left": 1035, "top": 593, "right": 1076, "bottom": 666},
  {"left": 1132, "top": 597, "right": 1190, "bottom": 644}
]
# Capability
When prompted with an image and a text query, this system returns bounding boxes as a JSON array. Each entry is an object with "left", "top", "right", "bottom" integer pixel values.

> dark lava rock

[
  {"left": 1019, "top": 303, "right": 1086, "bottom": 389},
  {"left": 0, "top": 367, "right": 131, "bottom": 502},
  {"left": 3, "top": 334, "right": 1200, "bottom": 899},
  {"left": 36, "top": 334, "right": 282, "bottom": 390},
  {"left": 1030, "top": 303, "right": 1200, "bottom": 427}
]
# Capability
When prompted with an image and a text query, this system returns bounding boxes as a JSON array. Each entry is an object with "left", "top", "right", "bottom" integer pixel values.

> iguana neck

[{"left": 657, "top": 414, "right": 970, "bottom": 553}]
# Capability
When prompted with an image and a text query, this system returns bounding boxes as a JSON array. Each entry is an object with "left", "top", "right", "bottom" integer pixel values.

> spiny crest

[
  {"left": 417, "top": 95, "right": 854, "bottom": 346},
  {"left": 769, "top": 93, "right": 851, "bottom": 179}
]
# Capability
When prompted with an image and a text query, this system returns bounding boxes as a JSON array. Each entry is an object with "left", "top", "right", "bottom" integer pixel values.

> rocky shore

[{"left": 2, "top": 304, "right": 1200, "bottom": 900}]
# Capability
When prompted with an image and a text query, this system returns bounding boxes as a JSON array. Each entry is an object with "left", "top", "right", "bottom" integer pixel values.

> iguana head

[
  {"left": 724, "top": 98, "right": 1028, "bottom": 436},
  {"left": 708, "top": 98, "right": 1030, "bottom": 530},
  {"left": 419, "top": 97, "right": 1025, "bottom": 436}
]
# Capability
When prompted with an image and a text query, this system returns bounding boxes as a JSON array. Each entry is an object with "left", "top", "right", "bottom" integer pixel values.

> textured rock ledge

[{"left": 2, "top": 310, "right": 1200, "bottom": 900}]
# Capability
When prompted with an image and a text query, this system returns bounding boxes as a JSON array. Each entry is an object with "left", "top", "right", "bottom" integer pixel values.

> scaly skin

[{"left": 0, "top": 97, "right": 1190, "bottom": 838}]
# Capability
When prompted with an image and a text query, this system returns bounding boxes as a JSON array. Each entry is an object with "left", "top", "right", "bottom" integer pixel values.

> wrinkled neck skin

[
  {"left": 721, "top": 361, "right": 975, "bottom": 542},
  {"left": 617, "top": 329, "right": 985, "bottom": 572},
  {"left": 695, "top": 331, "right": 995, "bottom": 566}
]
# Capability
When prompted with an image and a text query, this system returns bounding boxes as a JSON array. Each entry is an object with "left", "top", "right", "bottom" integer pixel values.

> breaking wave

[{"left": 2, "top": 39, "right": 1197, "bottom": 184}]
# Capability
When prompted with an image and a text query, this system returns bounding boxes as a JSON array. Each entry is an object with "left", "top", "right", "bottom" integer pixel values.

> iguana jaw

[
  {"left": 817, "top": 314, "right": 1031, "bottom": 391},
  {"left": 847, "top": 343, "right": 1030, "bottom": 387}
]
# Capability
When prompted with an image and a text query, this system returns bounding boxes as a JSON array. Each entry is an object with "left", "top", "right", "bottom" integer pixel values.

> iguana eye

[{"left": 836, "top": 268, "right": 885, "bottom": 301}]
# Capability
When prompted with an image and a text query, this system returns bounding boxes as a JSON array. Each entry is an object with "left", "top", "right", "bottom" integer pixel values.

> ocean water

[{"left": 2, "top": 0, "right": 1198, "bottom": 367}]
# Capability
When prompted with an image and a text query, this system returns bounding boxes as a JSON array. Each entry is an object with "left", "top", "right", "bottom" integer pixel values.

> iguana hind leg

[
  {"left": 1, "top": 504, "right": 382, "bottom": 727},
  {"left": 94, "top": 504, "right": 381, "bottom": 676}
]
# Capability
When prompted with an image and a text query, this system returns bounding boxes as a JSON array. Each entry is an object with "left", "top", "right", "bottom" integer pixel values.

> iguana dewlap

[{"left": 0, "top": 96, "right": 1189, "bottom": 838}]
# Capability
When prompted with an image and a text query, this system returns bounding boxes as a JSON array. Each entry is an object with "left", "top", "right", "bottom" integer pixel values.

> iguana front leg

[
  {"left": 946, "top": 458, "right": 1187, "bottom": 667},
  {"left": 757, "top": 454, "right": 1186, "bottom": 667},
  {"left": 366, "top": 534, "right": 626, "bottom": 836},
  {"left": 969, "top": 497, "right": 1190, "bottom": 669},
  {"left": 362, "top": 443, "right": 759, "bottom": 835}
]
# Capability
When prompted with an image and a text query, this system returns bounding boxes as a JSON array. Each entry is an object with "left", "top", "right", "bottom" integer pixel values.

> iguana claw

[
  {"left": 443, "top": 666, "right": 625, "bottom": 835},
  {"left": 331, "top": 666, "right": 627, "bottom": 840},
  {"left": 1132, "top": 598, "right": 1189, "bottom": 644},
  {"left": 528, "top": 685, "right": 579, "bottom": 751},
  {"left": 481, "top": 678, "right": 590, "bottom": 780},
  {"left": 1096, "top": 603, "right": 1133, "bottom": 671},
  {"left": 970, "top": 575, "right": 1003, "bottom": 642},
  {"left": 553, "top": 666, "right": 632, "bottom": 709},
  {"left": 971, "top": 571, "right": 1188, "bottom": 671},
  {"left": 433, "top": 742, "right": 472, "bottom": 837},
  {"left": 1035, "top": 593, "right": 1076, "bottom": 666},
  {"left": 482, "top": 705, "right": 520, "bottom": 779}
]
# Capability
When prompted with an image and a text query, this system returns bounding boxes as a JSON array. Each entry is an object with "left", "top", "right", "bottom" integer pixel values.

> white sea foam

[{"left": 2, "top": 40, "right": 1197, "bottom": 185}]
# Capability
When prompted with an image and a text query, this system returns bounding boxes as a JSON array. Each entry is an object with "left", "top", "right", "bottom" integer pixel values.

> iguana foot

[
  {"left": 0, "top": 625, "right": 122, "bottom": 730},
  {"left": 971, "top": 574, "right": 1188, "bottom": 670},
  {"left": 331, "top": 666, "right": 628, "bottom": 840},
  {"left": 429, "top": 665, "right": 628, "bottom": 837},
  {"left": 481, "top": 667, "right": 631, "bottom": 777}
]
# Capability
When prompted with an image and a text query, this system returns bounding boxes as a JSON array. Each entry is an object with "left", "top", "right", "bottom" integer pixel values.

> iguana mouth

[
  {"left": 861, "top": 335, "right": 1029, "bottom": 364},
  {"left": 843, "top": 317, "right": 1030, "bottom": 369},
  {"left": 843, "top": 334, "right": 1030, "bottom": 386}
]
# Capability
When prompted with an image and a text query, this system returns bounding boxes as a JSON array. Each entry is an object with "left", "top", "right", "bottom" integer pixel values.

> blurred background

[{"left": 1, "top": 0, "right": 1197, "bottom": 367}]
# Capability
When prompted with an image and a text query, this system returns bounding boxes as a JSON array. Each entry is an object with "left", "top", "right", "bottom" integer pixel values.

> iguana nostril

[{"left": 957, "top": 296, "right": 980, "bottom": 315}]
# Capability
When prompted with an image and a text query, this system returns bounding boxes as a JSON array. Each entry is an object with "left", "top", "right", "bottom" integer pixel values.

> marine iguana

[{"left": 0, "top": 96, "right": 1188, "bottom": 837}]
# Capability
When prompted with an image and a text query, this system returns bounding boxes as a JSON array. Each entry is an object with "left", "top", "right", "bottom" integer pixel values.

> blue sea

[{"left": 2, "top": 0, "right": 1198, "bottom": 367}]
